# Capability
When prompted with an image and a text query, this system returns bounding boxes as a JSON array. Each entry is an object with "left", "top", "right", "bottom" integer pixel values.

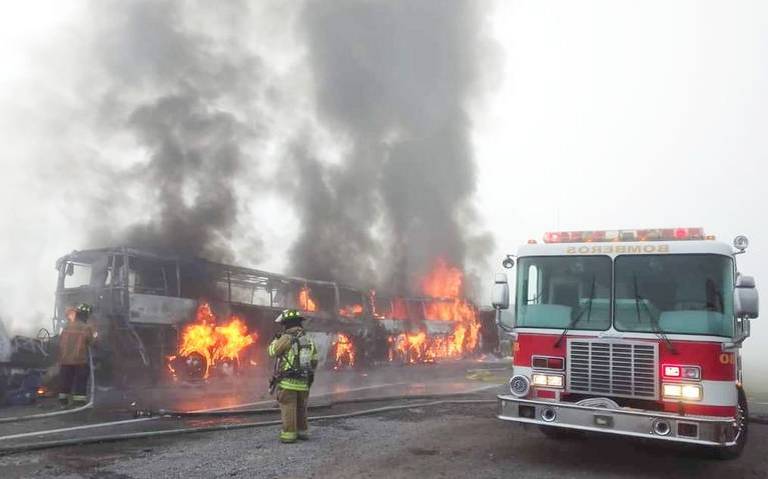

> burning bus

[
  {"left": 370, "top": 260, "right": 482, "bottom": 364},
  {"left": 494, "top": 228, "right": 759, "bottom": 459},
  {"left": 53, "top": 247, "right": 486, "bottom": 384}
]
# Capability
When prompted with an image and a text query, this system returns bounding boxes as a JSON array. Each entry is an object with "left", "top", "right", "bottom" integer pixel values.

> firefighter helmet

[
  {"left": 75, "top": 303, "right": 93, "bottom": 318},
  {"left": 275, "top": 309, "right": 304, "bottom": 323}
]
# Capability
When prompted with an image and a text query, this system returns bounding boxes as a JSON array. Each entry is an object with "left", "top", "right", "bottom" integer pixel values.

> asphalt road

[
  {"left": 1, "top": 399, "right": 767, "bottom": 478},
  {"left": 0, "top": 360, "right": 507, "bottom": 443}
]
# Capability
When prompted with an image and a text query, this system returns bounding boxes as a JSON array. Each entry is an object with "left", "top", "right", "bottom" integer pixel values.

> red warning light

[
  {"left": 542, "top": 227, "right": 706, "bottom": 243},
  {"left": 544, "top": 232, "right": 560, "bottom": 243}
]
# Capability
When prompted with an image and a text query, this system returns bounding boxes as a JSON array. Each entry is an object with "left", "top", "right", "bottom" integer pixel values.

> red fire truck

[{"left": 493, "top": 228, "right": 759, "bottom": 459}]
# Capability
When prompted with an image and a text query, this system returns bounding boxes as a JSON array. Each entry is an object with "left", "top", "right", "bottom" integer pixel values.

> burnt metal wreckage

[
  {"left": 53, "top": 247, "right": 497, "bottom": 386},
  {"left": 0, "top": 323, "right": 55, "bottom": 407}
]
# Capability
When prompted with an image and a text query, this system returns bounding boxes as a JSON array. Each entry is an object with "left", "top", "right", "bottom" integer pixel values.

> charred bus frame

[{"left": 54, "top": 247, "right": 483, "bottom": 383}]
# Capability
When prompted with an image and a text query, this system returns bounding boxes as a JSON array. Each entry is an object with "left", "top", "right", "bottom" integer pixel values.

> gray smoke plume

[
  {"left": 54, "top": 0, "right": 495, "bottom": 291},
  {"left": 291, "top": 1, "right": 496, "bottom": 295},
  {"left": 85, "top": 0, "right": 262, "bottom": 262}
]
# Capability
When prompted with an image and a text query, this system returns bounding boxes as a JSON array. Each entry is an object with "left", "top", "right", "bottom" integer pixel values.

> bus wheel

[{"left": 711, "top": 388, "right": 748, "bottom": 460}]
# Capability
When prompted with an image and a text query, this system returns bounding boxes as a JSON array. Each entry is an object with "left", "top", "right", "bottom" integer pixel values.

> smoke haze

[
  {"left": 82, "top": 0, "right": 498, "bottom": 290},
  {"left": 0, "top": 0, "right": 497, "bottom": 334},
  {"left": 83, "top": 0, "right": 264, "bottom": 262},
  {"left": 1, "top": 1, "right": 764, "bottom": 397},
  {"left": 291, "top": 1, "right": 496, "bottom": 295}
]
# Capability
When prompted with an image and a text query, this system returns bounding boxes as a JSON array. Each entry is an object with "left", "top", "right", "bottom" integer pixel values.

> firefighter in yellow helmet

[
  {"left": 58, "top": 303, "right": 96, "bottom": 407},
  {"left": 268, "top": 309, "right": 318, "bottom": 443}
]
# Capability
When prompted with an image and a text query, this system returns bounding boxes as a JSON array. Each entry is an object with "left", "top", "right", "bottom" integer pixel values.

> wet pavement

[
  {"left": 0, "top": 360, "right": 510, "bottom": 449},
  {"left": 1, "top": 358, "right": 767, "bottom": 478},
  {"left": 2, "top": 396, "right": 767, "bottom": 479}
]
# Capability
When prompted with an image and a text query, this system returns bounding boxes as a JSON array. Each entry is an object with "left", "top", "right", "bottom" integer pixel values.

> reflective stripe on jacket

[{"left": 268, "top": 327, "right": 318, "bottom": 392}]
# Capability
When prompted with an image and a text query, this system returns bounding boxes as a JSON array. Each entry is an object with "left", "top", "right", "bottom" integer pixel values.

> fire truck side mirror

[
  {"left": 734, "top": 275, "right": 759, "bottom": 319},
  {"left": 492, "top": 273, "right": 510, "bottom": 310}
]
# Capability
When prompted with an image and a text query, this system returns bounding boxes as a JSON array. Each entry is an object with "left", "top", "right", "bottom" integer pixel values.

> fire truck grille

[{"left": 567, "top": 340, "right": 658, "bottom": 400}]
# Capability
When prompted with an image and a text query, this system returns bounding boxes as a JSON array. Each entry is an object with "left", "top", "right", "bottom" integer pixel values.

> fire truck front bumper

[{"left": 497, "top": 395, "right": 739, "bottom": 446}]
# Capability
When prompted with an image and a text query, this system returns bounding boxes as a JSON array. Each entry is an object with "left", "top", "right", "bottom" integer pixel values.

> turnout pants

[
  {"left": 59, "top": 364, "right": 90, "bottom": 403},
  {"left": 276, "top": 387, "right": 309, "bottom": 442}
]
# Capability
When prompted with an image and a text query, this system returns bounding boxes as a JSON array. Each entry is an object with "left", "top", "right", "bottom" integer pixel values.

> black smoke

[
  {"left": 290, "top": 1, "right": 495, "bottom": 295},
  {"left": 86, "top": 0, "right": 262, "bottom": 262},
  {"left": 79, "top": 0, "right": 494, "bottom": 291}
]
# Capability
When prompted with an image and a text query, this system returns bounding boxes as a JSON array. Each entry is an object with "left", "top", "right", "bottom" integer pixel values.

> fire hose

[
  {"left": 0, "top": 398, "right": 496, "bottom": 455},
  {"left": 0, "top": 348, "right": 96, "bottom": 425},
  {"left": 0, "top": 391, "right": 765, "bottom": 455},
  {"left": 134, "top": 397, "right": 768, "bottom": 426},
  {"left": 134, "top": 390, "right": 502, "bottom": 418},
  {"left": 134, "top": 385, "right": 768, "bottom": 425}
]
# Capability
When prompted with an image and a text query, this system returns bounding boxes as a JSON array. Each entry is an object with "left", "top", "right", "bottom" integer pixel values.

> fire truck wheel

[
  {"left": 539, "top": 425, "right": 584, "bottom": 440},
  {"left": 709, "top": 388, "right": 748, "bottom": 460}
]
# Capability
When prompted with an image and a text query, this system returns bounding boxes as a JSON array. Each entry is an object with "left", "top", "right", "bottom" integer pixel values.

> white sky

[
  {"left": 0, "top": 1, "right": 766, "bottom": 377},
  {"left": 475, "top": 0, "right": 768, "bottom": 378},
  {"left": 478, "top": 0, "right": 767, "bottom": 254}
]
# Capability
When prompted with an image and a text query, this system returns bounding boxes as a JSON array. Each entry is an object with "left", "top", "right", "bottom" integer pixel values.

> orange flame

[
  {"left": 332, "top": 333, "right": 356, "bottom": 369},
  {"left": 423, "top": 259, "right": 480, "bottom": 354},
  {"left": 213, "top": 317, "right": 254, "bottom": 363},
  {"left": 388, "top": 331, "right": 433, "bottom": 363},
  {"left": 370, "top": 290, "right": 387, "bottom": 319},
  {"left": 386, "top": 259, "right": 480, "bottom": 363},
  {"left": 391, "top": 298, "right": 408, "bottom": 320},
  {"left": 338, "top": 304, "right": 363, "bottom": 317},
  {"left": 421, "top": 258, "right": 463, "bottom": 299},
  {"left": 168, "top": 303, "right": 257, "bottom": 380},
  {"left": 299, "top": 287, "right": 317, "bottom": 312}
]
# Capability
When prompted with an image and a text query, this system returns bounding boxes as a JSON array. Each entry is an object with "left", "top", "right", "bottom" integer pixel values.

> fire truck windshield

[
  {"left": 614, "top": 254, "right": 734, "bottom": 337},
  {"left": 516, "top": 256, "right": 612, "bottom": 330}
]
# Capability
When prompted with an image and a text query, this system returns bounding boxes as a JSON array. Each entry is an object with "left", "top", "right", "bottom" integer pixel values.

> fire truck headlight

[
  {"left": 663, "top": 383, "right": 702, "bottom": 401},
  {"left": 509, "top": 375, "right": 531, "bottom": 397},
  {"left": 546, "top": 375, "right": 564, "bottom": 388},
  {"left": 663, "top": 384, "right": 682, "bottom": 398},
  {"left": 532, "top": 374, "right": 564, "bottom": 389},
  {"left": 681, "top": 384, "right": 703, "bottom": 400}
]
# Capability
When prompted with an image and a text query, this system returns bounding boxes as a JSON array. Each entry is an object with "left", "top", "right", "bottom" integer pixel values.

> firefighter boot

[{"left": 280, "top": 431, "right": 298, "bottom": 444}]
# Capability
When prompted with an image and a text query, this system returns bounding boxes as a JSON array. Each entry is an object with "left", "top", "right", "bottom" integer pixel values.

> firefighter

[
  {"left": 268, "top": 309, "right": 318, "bottom": 443},
  {"left": 58, "top": 303, "right": 96, "bottom": 407}
]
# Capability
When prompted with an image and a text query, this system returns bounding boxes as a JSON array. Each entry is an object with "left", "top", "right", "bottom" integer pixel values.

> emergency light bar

[{"left": 543, "top": 228, "right": 707, "bottom": 244}]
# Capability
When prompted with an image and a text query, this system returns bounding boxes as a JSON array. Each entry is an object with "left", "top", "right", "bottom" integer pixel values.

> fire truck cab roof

[{"left": 517, "top": 239, "right": 734, "bottom": 258}]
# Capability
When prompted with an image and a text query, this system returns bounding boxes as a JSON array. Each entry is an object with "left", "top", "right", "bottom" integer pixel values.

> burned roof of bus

[{"left": 55, "top": 247, "right": 469, "bottom": 304}]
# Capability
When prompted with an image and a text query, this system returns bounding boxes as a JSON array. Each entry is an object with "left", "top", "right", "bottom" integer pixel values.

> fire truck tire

[
  {"left": 539, "top": 425, "right": 583, "bottom": 440},
  {"left": 709, "top": 387, "right": 748, "bottom": 460}
]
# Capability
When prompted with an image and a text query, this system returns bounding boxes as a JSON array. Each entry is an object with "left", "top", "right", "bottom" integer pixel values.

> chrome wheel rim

[{"left": 733, "top": 403, "right": 747, "bottom": 443}]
